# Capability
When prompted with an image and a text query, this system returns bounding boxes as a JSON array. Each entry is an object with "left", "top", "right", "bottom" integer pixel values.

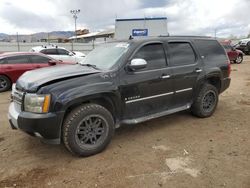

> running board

[{"left": 121, "top": 104, "right": 191, "bottom": 125}]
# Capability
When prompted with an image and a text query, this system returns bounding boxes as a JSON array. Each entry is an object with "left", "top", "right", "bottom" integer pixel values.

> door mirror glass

[{"left": 128, "top": 58, "right": 147, "bottom": 71}]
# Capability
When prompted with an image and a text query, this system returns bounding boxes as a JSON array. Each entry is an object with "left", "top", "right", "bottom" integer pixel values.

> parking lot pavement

[{"left": 1, "top": 57, "right": 250, "bottom": 188}]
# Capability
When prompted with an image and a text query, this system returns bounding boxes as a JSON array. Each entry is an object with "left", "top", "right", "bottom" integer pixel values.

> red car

[
  {"left": 0, "top": 52, "right": 74, "bottom": 92},
  {"left": 220, "top": 41, "right": 244, "bottom": 64}
]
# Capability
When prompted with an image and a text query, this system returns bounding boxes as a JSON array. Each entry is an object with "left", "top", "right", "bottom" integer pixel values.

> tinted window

[
  {"left": 6, "top": 56, "right": 30, "bottom": 64},
  {"left": 57, "top": 49, "right": 69, "bottom": 55},
  {"left": 41, "top": 49, "right": 58, "bottom": 55},
  {"left": 133, "top": 43, "right": 166, "bottom": 70},
  {"left": 168, "top": 42, "right": 196, "bottom": 66},
  {"left": 30, "top": 55, "right": 51, "bottom": 64},
  {"left": 194, "top": 39, "right": 227, "bottom": 62},
  {"left": 0, "top": 58, "right": 5, "bottom": 64}
]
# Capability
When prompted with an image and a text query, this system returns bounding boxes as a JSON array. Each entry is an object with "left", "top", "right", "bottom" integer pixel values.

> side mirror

[
  {"left": 48, "top": 60, "right": 57, "bottom": 65},
  {"left": 68, "top": 52, "right": 74, "bottom": 56},
  {"left": 128, "top": 58, "right": 147, "bottom": 71}
]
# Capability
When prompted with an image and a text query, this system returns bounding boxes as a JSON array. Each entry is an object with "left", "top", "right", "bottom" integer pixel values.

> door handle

[
  {"left": 161, "top": 75, "right": 171, "bottom": 79},
  {"left": 195, "top": 68, "right": 202, "bottom": 73}
]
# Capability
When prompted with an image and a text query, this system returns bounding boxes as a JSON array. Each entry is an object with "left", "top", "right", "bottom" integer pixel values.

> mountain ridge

[{"left": 0, "top": 31, "right": 75, "bottom": 42}]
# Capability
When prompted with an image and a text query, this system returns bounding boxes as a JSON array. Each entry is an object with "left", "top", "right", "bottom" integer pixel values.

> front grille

[{"left": 12, "top": 87, "right": 24, "bottom": 105}]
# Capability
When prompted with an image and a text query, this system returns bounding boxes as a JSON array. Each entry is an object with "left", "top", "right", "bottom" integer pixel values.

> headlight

[{"left": 24, "top": 94, "right": 51, "bottom": 113}]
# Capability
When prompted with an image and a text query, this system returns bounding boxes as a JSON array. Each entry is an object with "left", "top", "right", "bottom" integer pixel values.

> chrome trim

[
  {"left": 125, "top": 92, "right": 174, "bottom": 104},
  {"left": 175, "top": 88, "right": 192, "bottom": 93},
  {"left": 125, "top": 88, "right": 192, "bottom": 104}
]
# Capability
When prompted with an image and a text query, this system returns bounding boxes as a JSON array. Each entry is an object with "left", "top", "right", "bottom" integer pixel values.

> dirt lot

[{"left": 0, "top": 57, "right": 250, "bottom": 188}]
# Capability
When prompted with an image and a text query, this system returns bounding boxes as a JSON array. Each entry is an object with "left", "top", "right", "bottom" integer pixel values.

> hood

[{"left": 16, "top": 64, "right": 101, "bottom": 92}]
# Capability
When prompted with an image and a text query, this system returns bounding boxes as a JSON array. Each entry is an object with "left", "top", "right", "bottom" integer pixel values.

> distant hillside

[{"left": 0, "top": 31, "right": 74, "bottom": 42}]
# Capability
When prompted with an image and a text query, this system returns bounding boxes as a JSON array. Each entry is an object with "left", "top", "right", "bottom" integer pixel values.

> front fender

[{"left": 53, "top": 81, "right": 120, "bottom": 112}]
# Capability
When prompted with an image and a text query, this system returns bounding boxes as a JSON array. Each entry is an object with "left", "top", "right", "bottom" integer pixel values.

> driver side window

[{"left": 133, "top": 43, "right": 167, "bottom": 71}]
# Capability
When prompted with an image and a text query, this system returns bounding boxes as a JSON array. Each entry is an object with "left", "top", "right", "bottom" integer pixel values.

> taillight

[{"left": 227, "top": 60, "right": 231, "bottom": 77}]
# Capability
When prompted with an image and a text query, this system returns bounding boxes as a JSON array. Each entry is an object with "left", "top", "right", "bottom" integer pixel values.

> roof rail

[
  {"left": 158, "top": 34, "right": 170, "bottom": 37},
  {"left": 168, "top": 35, "right": 212, "bottom": 38}
]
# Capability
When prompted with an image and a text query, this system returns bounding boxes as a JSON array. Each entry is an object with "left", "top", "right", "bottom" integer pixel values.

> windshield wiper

[{"left": 80, "top": 63, "right": 100, "bottom": 70}]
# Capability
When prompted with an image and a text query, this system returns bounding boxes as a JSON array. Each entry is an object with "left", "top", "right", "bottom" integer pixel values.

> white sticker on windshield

[{"left": 115, "top": 43, "right": 129, "bottom": 48}]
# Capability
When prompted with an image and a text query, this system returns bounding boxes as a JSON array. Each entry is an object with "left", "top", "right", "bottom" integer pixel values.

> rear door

[
  {"left": 2, "top": 55, "right": 33, "bottom": 82},
  {"left": 120, "top": 42, "right": 174, "bottom": 119},
  {"left": 167, "top": 41, "right": 201, "bottom": 107}
]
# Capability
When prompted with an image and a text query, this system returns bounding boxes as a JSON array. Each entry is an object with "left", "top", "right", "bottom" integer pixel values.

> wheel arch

[
  {"left": 194, "top": 74, "right": 222, "bottom": 99},
  {"left": 62, "top": 92, "right": 121, "bottom": 126},
  {"left": 0, "top": 73, "right": 13, "bottom": 84}
]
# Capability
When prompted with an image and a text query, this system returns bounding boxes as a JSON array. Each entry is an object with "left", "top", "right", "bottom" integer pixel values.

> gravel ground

[{"left": 0, "top": 56, "right": 250, "bottom": 188}]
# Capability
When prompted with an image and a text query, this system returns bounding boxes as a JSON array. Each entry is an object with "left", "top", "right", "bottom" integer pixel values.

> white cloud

[{"left": 0, "top": 0, "right": 249, "bottom": 37}]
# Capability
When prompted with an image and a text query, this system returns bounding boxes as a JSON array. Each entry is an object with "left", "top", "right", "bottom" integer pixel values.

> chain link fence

[{"left": 0, "top": 42, "right": 101, "bottom": 54}]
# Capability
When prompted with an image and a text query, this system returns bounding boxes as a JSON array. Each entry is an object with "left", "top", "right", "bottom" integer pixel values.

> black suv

[{"left": 8, "top": 37, "right": 231, "bottom": 156}]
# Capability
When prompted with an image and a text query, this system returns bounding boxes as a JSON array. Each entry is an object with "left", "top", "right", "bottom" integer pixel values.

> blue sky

[{"left": 0, "top": 0, "right": 249, "bottom": 38}]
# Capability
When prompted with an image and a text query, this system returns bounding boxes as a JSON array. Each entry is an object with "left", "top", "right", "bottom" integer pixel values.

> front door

[
  {"left": 57, "top": 49, "right": 76, "bottom": 63},
  {"left": 119, "top": 42, "right": 174, "bottom": 119}
]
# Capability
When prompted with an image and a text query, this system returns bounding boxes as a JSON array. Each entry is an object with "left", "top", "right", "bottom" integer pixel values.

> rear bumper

[
  {"left": 220, "top": 77, "right": 231, "bottom": 93},
  {"left": 8, "top": 102, "right": 64, "bottom": 144}
]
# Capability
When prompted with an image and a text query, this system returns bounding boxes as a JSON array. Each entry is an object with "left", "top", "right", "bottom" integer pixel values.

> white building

[{"left": 115, "top": 17, "right": 168, "bottom": 40}]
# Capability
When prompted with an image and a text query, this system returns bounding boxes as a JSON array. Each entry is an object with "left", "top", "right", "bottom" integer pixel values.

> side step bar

[{"left": 121, "top": 104, "right": 191, "bottom": 125}]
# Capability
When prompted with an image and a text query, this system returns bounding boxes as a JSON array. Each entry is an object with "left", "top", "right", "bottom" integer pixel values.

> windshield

[{"left": 79, "top": 42, "right": 129, "bottom": 70}]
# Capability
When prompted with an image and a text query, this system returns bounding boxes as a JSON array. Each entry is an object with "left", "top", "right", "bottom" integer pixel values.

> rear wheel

[
  {"left": 0, "top": 75, "right": 11, "bottom": 92},
  {"left": 63, "top": 103, "right": 114, "bottom": 157},
  {"left": 234, "top": 55, "right": 243, "bottom": 64},
  {"left": 191, "top": 83, "right": 218, "bottom": 118}
]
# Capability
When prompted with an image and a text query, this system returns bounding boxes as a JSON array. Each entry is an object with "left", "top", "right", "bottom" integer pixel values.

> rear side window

[
  {"left": 133, "top": 43, "right": 167, "bottom": 70},
  {"left": 41, "top": 49, "right": 58, "bottom": 55},
  {"left": 30, "top": 55, "right": 51, "bottom": 64},
  {"left": 6, "top": 56, "right": 30, "bottom": 64},
  {"left": 168, "top": 42, "right": 196, "bottom": 66},
  {"left": 194, "top": 39, "right": 227, "bottom": 62}
]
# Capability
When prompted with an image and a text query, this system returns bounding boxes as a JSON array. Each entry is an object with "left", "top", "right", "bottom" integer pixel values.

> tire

[
  {"left": 191, "top": 83, "right": 218, "bottom": 118},
  {"left": 234, "top": 55, "right": 243, "bottom": 64},
  {"left": 63, "top": 103, "right": 115, "bottom": 157},
  {"left": 0, "top": 75, "right": 11, "bottom": 92}
]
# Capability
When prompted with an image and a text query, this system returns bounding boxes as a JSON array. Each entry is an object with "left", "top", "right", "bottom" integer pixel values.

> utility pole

[
  {"left": 16, "top": 32, "right": 20, "bottom": 52},
  {"left": 214, "top": 29, "right": 217, "bottom": 39},
  {"left": 70, "top": 9, "right": 80, "bottom": 46}
]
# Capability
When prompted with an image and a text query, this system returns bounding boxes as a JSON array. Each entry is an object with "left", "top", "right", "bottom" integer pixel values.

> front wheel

[
  {"left": 234, "top": 55, "right": 243, "bottom": 64},
  {"left": 63, "top": 103, "right": 115, "bottom": 157},
  {"left": 191, "top": 83, "right": 218, "bottom": 118}
]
